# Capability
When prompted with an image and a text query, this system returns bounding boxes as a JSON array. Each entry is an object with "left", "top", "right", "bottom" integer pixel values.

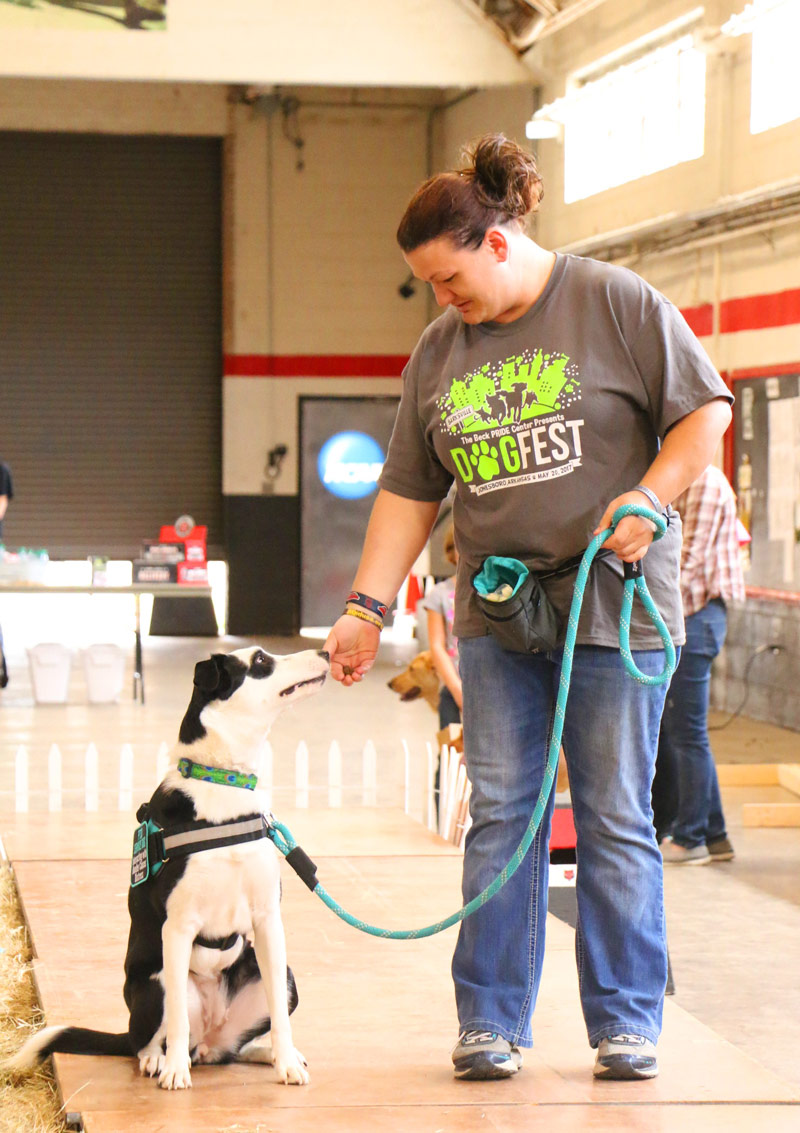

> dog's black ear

[{"left": 194, "top": 657, "right": 223, "bottom": 693}]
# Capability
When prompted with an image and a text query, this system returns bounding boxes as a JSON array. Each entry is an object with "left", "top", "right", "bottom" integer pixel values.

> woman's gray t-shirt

[{"left": 379, "top": 253, "right": 732, "bottom": 648}]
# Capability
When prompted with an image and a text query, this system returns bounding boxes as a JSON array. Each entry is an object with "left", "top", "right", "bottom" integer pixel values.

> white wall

[
  {"left": 635, "top": 226, "right": 800, "bottom": 378},
  {"left": 435, "top": 86, "right": 534, "bottom": 170},
  {"left": 3, "top": 0, "right": 798, "bottom": 516},
  {"left": 268, "top": 100, "right": 429, "bottom": 355},
  {"left": 223, "top": 92, "right": 433, "bottom": 495},
  {"left": 0, "top": 77, "right": 228, "bottom": 134},
  {"left": 0, "top": 0, "right": 530, "bottom": 88},
  {"left": 528, "top": 0, "right": 800, "bottom": 256},
  {"left": 433, "top": 0, "right": 800, "bottom": 382}
]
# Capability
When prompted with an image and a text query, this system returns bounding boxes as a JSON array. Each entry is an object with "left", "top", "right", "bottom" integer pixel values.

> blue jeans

[
  {"left": 657, "top": 600, "right": 728, "bottom": 848},
  {"left": 438, "top": 686, "right": 462, "bottom": 731},
  {"left": 455, "top": 635, "right": 670, "bottom": 1049}
]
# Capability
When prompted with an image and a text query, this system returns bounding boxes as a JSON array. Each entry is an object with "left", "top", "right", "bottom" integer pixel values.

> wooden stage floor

[{"left": 3, "top": 809, "right": 798, "bottom": 1133}]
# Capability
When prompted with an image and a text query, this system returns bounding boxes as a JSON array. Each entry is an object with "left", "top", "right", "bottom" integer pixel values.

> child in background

[{"left": 420, "top": 525, "right": 461, "bottom": 731}]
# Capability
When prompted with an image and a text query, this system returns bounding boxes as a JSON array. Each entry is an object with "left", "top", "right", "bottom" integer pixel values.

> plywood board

[{"left": 742, "top": 802, "right": 800, "bottom": 827}]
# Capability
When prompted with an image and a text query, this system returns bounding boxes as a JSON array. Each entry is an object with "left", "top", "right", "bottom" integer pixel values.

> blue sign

[{"left": 318, "top": 431, "right": 385, "bottom": 499}]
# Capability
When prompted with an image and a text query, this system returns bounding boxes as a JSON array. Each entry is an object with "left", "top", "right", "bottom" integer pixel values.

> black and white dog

[{"left": 6, "top": 645, "right": 329, "bottom": 1090}]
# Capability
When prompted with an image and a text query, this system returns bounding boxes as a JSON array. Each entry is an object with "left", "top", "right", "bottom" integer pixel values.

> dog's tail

[{"left": 4, "top": 1025, "right": 131, "bottom": 1070}]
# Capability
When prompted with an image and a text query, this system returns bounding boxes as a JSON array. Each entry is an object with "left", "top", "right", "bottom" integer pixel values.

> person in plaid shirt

[{"left": 654, "top": 463, "right": 745, "bottom": 863}]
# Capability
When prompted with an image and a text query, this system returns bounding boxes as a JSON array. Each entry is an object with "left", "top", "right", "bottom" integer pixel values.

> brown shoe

[{"left": 707, "top": 836, "right": 735, "bottom": 861}]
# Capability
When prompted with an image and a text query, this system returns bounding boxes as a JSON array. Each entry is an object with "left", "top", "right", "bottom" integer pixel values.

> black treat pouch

[{"left": 473, "top": 556, "right": 561, "bottom": 654}]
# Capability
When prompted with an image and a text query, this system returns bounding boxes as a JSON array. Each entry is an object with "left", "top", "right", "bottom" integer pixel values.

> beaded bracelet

[
  {"left": 346, "top": 590, "right": 388, "bottom": 621},
  {"left": 343, "top": 607, "right": 383, "bottom": 630}
]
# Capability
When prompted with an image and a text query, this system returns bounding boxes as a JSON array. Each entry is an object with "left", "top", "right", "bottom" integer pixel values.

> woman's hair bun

[
  {"left": 396, "top": 131, "right": 543, "bottom": 251},
  {"left": 463, "top": 133, "right": 543, "bottom": 217}
]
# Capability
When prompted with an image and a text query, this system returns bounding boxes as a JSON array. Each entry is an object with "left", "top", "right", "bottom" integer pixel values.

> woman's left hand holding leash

[{"left": 594, "top": 490, "right": 658, "bottom": 563}]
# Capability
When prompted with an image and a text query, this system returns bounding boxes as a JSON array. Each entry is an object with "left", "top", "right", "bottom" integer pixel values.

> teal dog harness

[{"left": 130, "top": 808, "right": 271, "bottom": 888}]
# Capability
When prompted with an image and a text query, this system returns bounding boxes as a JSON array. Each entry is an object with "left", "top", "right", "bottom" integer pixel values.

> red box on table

[{"left": 159, "top": 525, "right": 209, "bottom": 585}]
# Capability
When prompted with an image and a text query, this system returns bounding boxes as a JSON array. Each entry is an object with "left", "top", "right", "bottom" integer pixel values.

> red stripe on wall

[
  {"left": 680, "top": 303, "right": 714, "bottom": 337},
  {"left": 720, "top": 287, "right": 800, "bottom": 334},
  {"left": 728, "top": 361, "right": 800, "bottom": 381},
  {"left": 681, "top": 290, "right": 800, "bottom": 338},
  {"left": 224, "top": 354, "right": 409, "bottom": 378},
  {"left": 223, "top": 286, "right": 800, "bottom": 376}
]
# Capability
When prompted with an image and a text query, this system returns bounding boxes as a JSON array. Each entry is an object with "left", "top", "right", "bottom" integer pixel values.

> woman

[{"left": 325, "top": 134, "right": 732, "bottom": 1082}]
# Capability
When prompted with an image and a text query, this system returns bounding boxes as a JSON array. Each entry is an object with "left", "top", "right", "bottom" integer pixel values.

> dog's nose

[{"left": 318, "top": 650, "right": 330, "bottom": 662}]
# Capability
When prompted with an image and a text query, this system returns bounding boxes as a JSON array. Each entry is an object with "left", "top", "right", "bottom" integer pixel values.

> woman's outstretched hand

[{"left": 324, "top": 615, "right": 381, "bottom": 686}]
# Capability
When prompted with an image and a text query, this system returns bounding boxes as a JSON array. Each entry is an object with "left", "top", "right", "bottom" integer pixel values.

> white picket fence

[
  {"left": 6, "top": 739, "right": 470, "bottom": 844},
  {"left": 434, "top": 742, "right": 472, "bottom": 849}
]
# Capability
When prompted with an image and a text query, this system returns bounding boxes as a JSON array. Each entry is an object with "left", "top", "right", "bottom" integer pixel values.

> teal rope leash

[{"left": 267, "top": 503, "right": 676, "bottom": 940}]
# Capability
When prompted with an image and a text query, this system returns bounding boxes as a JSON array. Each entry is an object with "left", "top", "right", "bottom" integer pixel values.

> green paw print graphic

[{"left": 470, "top": 441, "right": 500, "bottom": 481}]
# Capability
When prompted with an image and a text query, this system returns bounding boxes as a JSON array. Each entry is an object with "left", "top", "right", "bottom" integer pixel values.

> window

[
  {"left": 749, "top": 1, "right": 800, "bottom": 133},
  {"left": 533, "top": 33, "right": 707, "bottom": 204}
]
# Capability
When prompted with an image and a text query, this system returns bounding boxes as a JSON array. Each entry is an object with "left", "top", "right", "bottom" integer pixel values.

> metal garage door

[{"left": 0, "top": 131, "right": 222, "bottom": 558}]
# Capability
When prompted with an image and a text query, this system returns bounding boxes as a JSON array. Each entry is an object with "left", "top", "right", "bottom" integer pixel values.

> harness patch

[
  {"left": 131, "top": 818, "right": 166, "bottom": 887},
  {"left": 131, "top": 822, "right": 149, "bottom": 887},
  {"left": 130, "top": 809, "right": 270, "bottom": 888}
]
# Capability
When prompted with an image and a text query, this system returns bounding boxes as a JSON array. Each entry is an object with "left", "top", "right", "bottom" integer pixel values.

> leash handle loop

[{"left": 598, "top": 504, "right": 676, "bottom": 686}]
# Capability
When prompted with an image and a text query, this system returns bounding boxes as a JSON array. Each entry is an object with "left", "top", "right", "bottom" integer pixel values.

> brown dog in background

[
  {"left": 388, "top": 651, "right": 568, "bottom": 792},
  {"left": 387, "top": 650, "right": 441, "bottom": 712},
  {"left": 387, "top": 651, "right": 465, "bottom": 755}
]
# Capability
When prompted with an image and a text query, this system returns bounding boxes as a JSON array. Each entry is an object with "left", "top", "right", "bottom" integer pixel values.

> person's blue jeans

[
  {"left": 454, "top": 635, "right": 670, "bottom": 1049},
  {"left": 438, "top": 686, "right": 462, "bottom": 731},
  {"left": 657, "top": 599, "right": 728, "bottom": 849}
]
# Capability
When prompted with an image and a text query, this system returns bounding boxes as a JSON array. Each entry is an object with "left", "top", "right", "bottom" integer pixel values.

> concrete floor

[{"left": 1, "top": 628, "right": 800, "bottom": 1098}]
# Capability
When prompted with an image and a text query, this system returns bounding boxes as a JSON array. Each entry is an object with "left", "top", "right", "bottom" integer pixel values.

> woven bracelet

[{"left": 346, "top": 591, "right": 388, "bottom": 621}]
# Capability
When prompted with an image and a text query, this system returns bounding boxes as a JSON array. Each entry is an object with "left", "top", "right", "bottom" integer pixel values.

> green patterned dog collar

[{"left": 177, "top": 757, "right": 257, "bottom": 791}]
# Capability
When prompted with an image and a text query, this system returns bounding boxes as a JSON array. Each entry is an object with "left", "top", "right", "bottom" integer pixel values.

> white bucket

[
  {"left": 27, "top": 643, "right": 72, "bottom": 704},
  {"left": 82, "top": 643, "right": 126, "bottom": 704}
]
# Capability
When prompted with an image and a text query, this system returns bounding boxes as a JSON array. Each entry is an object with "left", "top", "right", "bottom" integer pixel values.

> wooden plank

[
  {"left": 12, "top": 852, "right": 798, "bottom": 1133},
  {"left": 742, "top": 802, "right": 800, "bottom": 827},
  {"left": 82, "top": 1102, "right": 800, "bottom": 1133},
  {"left": 0, "top": 808, "right": 462, "bottom": 864},
  {"left": 777, "top": 764, "right": 800, "bottom": 798},
  {"left": 716, "top": 763, "right": 779, "bottom": 786}
]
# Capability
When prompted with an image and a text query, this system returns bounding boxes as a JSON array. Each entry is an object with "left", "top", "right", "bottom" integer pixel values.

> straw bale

[{"left": 0, "top": 866, "right": 65, "bottom": 1133}]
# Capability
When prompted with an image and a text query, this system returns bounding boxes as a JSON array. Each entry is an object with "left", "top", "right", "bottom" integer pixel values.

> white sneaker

[
  {"left": 660, "top": 837, "right": 711, "bottom": 865},
  {"left": 452, "top": 1029, "right": 522, "bottom": 1080},
  {"left": 594, "top": 1033, "right": 658, "bottom": 1079}
]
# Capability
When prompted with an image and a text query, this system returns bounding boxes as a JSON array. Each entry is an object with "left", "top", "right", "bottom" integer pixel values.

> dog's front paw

[
  {"left": 275, "top": 1046, "right": 309, "bottom": 1085},
  {"left": 158, "top": 1054, "right": 193, "bottom": 1090},
  {"left": 139, "top": 1050, "right": 165, "bottom": 1078}
]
